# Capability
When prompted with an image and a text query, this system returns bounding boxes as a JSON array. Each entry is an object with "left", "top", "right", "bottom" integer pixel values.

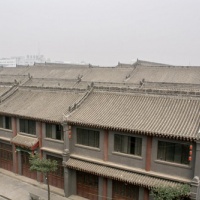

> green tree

[
  {"left": 29, "top": 154, "right": 58, "bottom": 200},
  {"left": 151, "top": 184, "right": 191, "bottom": 200}
]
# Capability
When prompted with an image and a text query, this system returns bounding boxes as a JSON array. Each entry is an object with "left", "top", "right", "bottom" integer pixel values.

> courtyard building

[{"left": 0, "top": 60, "right": 200, "bottom": 200}]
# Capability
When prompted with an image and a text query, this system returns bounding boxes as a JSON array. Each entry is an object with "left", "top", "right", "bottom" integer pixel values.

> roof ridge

[
  {"left": 93, "top": 85, "right": 200, "bottom": 98},
  {"left": 0, "top": 85, "right": 19, "bottom": 103},
  {"left": 63, "top": 84, "right": 94, "bottom": 119},
  {"left": 19, "top": 85, "right": 87, "bottom": 92}
]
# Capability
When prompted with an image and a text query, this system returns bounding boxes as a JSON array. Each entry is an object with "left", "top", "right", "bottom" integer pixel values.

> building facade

[
  {"left": 0, "top": 60, "right": 200, "bottom": 200},
  {"left": 0, "top": 58, "right": 16, "bottom": 67}
]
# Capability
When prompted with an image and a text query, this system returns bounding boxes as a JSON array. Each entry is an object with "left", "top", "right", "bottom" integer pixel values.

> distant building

[
  {"left": 0, "top": 55, "right": 46, "bottom": 67},
  {"left": 15, "top": 54, "right": 46, "bottom": 66},
  {"left": 0, "top": 58, "right": 16, "bottom": 67}
]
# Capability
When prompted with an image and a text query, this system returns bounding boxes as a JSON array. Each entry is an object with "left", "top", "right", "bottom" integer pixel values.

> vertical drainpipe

[
  {"left": 144, "top": 135, "right": 152, "bottom": 200},
  {"left": 103, "top": 129, "right": 109, "bottom": 200},
  {"left": 103, "top": 129, "right": 108, "bottom": 162},
  {"left": 12, "top": 116, "right": 18, "bottom": 174},
  {"left": 38, "top": 121, "right": 43, "bottom": 157},
  {"left": 62, "top": 122, "right": 70, "bottom": 197},
  {"left": 38, "top": 121, "right": 43, "bottom": 182}
]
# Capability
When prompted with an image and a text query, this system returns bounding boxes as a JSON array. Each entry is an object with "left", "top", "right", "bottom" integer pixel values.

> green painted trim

[{"left": 16, "top": 147, "right": 31, "bottom": 154}]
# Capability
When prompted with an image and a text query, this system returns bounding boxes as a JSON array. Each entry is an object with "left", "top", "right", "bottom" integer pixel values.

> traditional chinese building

[{"left": 0, "top": 60, "right": 200, "bottom": 200}]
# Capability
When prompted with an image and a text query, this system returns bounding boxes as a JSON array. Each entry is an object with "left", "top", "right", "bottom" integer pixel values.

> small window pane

[
  {"left": 28, "top": 120, "right": 36, "bottom": 134},
  {"left": 5, "top": 117, "right": 12, "bottom": 130},
  {"left": 56, "top": 125, "right": 63, "bottom": 140},
  {"left": 20, "top": 119, "right": 36, "bottom": 135},
  {"left": 114, "top": 134, "right": 121, "bottom": 152},
  {"left": 157, "top": 141, "right": 189, "bottom": 165},
  {"left": 0, "top": 116, "right": 4, "bottom": 128},
  {"left": 77, "top": 128, "right": 99, "bottom": 148},
  {"left": 46, "top": 124, "right": 52, "bottom": 138},
  {"left": 114, "top": 134, "right": 142, "bottom": 156}
]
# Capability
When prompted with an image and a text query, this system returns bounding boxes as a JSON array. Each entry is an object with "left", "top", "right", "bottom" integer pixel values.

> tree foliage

[
  {"left": 29, "top": 154, "right": 58, "bottom": 174},
  {"left": 29, "top": 154, "right": 58, "bottom": 200},
  {"left": 151, "top": 184, "right": 191, "bottom": 200}
]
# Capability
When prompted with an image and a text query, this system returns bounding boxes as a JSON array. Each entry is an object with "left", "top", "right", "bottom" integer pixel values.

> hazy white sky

[{"left": 0, "top": 0, "right": 200, "bottom": 66}]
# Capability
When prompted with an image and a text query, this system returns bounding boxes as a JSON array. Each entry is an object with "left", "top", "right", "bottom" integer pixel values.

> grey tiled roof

[
  {"left": 136, "top": 59, "right": 172, "bottom": 66},
  {"left": 23, "top": 79, "right": 78, "bottom": 89},
  {"left": 23, "top": 64, "right": 200, "bottom": 85},
  {"left": 0, "top": 75, "right": 27, "bottom": 84},
  {"left": 25, "top": 66, "right": 90, "bottom": 79},
  {"left": 142, "top": 82, "right": 200, "bottom": 92},
  {"left": 11, "top": 134, "right": 38, "bottom": 148},
  {"left": 34, "top": 62, "right": 90, "bottom": 68},
  {"left": 22, "top": 78, "right": 91, "bottom": 90},
  {"left": 66, "top": 158, "right": 183, "bottom": 188},
  {"left": 81, "top": 68, "right": 133, "bottom": 82},
  {"left": 67, "top": 91, "right": 200, "bottom": 140},
  {"left": 0, "top": 66, "right": 29, "bottom": 75},
  {"left": 127, "top": 66, "right": 200, "bottom": 84},
  {"left": 0, "top": 86, "right": 12, "bottom": 96},
  {"left": 0, "top": 88, "right": 86, "bottom": 123},
  {"left": 2, "top": 62, "right": 200, "bottom": 86}
]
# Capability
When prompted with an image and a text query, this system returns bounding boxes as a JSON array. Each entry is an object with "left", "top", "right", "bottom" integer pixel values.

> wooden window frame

[
  {"left": 77, "top": 128, "right": 100, "bottom": 148},
  {"left": 0, "top": 116, "right": 12, "bottom": 130},
  {"left": 114, "top": 134, "right": 142, "bottom": 156},
  {"left": 20, "top": 119, "right": 36, "bottom": 135},
  {"left": 157, "top": 141, "right": 190, "bottom": 165},
  {"left": 46, "top": 123, "right": 64, "bottom": 141}
]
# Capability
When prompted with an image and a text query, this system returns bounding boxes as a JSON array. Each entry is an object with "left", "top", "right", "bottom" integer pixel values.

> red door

[
  {"left": 21, "top": 151, "right": 37, "bottom": 180},
  {"left": 77, "top": 171, "right": 98, "bottom": 200},
  {"left": 0, "top": 143, "right": 13, "bottom": 172}
]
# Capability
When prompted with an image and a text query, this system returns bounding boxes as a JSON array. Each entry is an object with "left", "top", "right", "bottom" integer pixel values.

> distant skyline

[{"left": 0, "top": 0, "right": 200, "bottom": 66}]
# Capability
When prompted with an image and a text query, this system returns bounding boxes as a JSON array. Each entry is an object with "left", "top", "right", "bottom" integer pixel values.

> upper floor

[{"left": 0, "top": 113, "right": 198, "bottom": 183}]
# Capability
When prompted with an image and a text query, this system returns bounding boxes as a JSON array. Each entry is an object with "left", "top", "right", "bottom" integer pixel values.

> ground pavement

[{"left": 0, "top": 168, "right": 69, "bottom": 200}]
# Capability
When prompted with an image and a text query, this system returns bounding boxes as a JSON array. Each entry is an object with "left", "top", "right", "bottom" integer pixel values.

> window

[
  {"left": 0, "top": 116, "right": 3, "bottom": 128},
  {"left": 46, "top": 123, "right": 63, "bottom": 140},
  {"left": 0, "top": 116, "right": 12, "bottom": 130},
  {"left": 114, "top": 134, "right": 142, "bottom": 156},
  {"left": 157, "top": 141, "right": 190, "bottom": 165},
  {"left": 20, "top": 119, "right": 36, "bottom": 135},
  {"left": 77, "top": 128, "right": 99, "bottom": 148}
]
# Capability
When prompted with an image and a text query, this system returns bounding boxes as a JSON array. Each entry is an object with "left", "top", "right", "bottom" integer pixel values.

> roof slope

[
  {"left": 0, "top": 88, "right": 86, "bottom": 123},
  {"left": 81, "top": 67, "right": 133, "bottom": 82},
  {"left": 67, "top": 91, "right": 200, "bottom": 140},
  {"left": 0, "top": 86, "right": 13, "bottom": 97},
  {"left": 0, "top": 75, "right": 27, "bottom": 84},
  {"left": 25, "top": 66, "right": 90, "bottom": 79},
  {"left": 11, "top": 134, "right": 39, "bottom": 149},
  {"left": 127, "top": 66, "right": 200, "bottom": 84},
  {"left": 0, "top": 66, "right": 29, "bottom": 75}
]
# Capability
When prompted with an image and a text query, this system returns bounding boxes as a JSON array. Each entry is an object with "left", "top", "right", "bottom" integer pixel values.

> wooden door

[
  {"left": 46, "top": 155, "right": 64, "bottom": 189},
  {"left": 112, "top": 180, "right": 139, "bottom": 200},
  {"left": 21, "top": 151, "right": 37, "bottom": 180},
  {"left": 77, "top": 171, "right": 98, "bottom": 200},
  {"left": 0, "top": 143, "right": 13, "bottom": 172}
]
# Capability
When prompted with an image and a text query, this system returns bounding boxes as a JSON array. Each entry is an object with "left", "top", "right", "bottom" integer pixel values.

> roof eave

[
  {"left": 0, "top": 111, "right": 62, "bottom": 124},
  {"left": 67, "top": 121, "right": 196, "bottom": 142}
]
